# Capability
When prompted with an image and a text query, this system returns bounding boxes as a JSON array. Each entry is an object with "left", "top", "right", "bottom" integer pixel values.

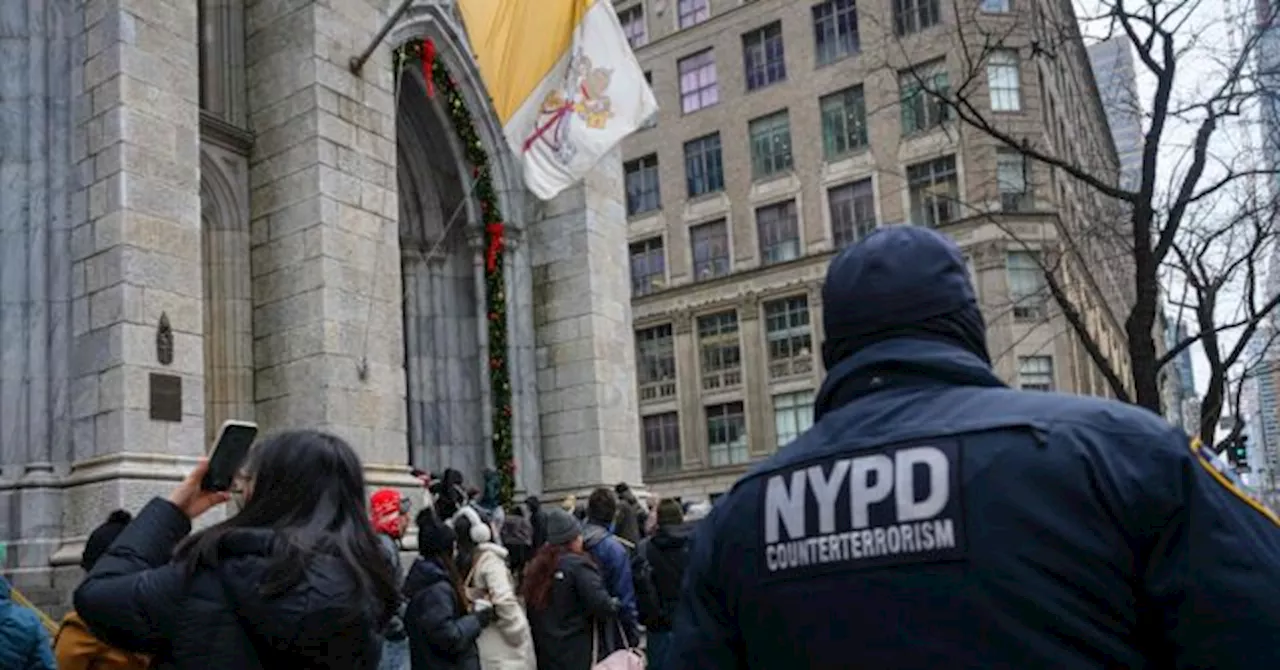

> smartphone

[{"left": 202, "top": 420, "right": 259, "bottom": 492}]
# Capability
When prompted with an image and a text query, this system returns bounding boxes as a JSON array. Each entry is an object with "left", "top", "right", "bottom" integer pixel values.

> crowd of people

[{"left": 0, "top": 432, "right": 708, "bottom": 670}]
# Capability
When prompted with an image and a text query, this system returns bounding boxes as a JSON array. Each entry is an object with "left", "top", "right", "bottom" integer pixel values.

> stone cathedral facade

[{"left": 0, "top": 0, "right": 641, "bottom": 608}]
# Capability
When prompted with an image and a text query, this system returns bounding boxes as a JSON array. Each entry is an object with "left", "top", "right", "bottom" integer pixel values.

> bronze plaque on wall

[{"left": 149, "top": 373, "right": 183, "bottom": 422}]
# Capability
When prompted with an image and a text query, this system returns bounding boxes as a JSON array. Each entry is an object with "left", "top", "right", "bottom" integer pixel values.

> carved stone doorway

[{"left": 397, "top": 73, "right": 488, "bottom": 483}]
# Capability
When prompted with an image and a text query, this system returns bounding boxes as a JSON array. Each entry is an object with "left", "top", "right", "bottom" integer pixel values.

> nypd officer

[{"left": 666, "top": 226, "right": 1280, "bottom": 668}]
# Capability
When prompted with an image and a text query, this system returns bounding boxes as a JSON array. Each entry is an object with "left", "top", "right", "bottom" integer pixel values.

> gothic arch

[
  {"left": 199, "top": 147, "right": 254, "bottom": 445},
  {"left": 389, "top": 5, "right": 544, "bottom": 493},
  {"left": 388, "top": 5, "right": 526, "bottom": 234}
]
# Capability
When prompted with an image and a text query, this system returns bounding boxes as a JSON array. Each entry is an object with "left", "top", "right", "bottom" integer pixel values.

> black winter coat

[
  {"left": 639, "top": 523, "right": 693, "bottom": 631},
  {"left": 73, "top": 498, "right": 384, "bottom": 669},
  {"left": 526, "top": 552, "right": 618, "bottom": 670},
  {"left": 402, "top": 557, "right": 483, "bottom": 670}
]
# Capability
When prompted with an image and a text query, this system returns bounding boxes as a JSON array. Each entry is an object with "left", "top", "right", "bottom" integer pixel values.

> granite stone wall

[
  {"left": 531, "top": 149, "right": 644, "bottom": 496},
  {"left": 244, "top": 0, "right": 409, "bottom": 473}
]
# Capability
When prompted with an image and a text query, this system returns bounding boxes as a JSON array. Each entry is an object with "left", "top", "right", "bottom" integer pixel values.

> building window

[
  {"left": 624, "top": 154, "right": 661, "bottom": 215},
  {"left": 756, "top": 200, "right": 801, "bottom": 265},
  {"left": 765, "top": 295, "right": 813, "bottom": 379},
  {"left": 698, "top": 311, "right": 742, "bottom": 391},
  {"left": 892, "top": 0, "right": 941, "bottom": 36},
  {"left": 987, "top": 50, "right": 1021, "bottom": 111},
  {"left": 981, "top": 0, "right": 1011, "bottom": 13},
  {"left": 678, "top": 49, "right": 719, "bottom": 113},
  {"left": 706, "top": 402, "right": 749, "bottom": 466},
  {"left": 743, "top": 22, "right": 787, "bottom": 90},
  {"left": 1007, "top": 251, "right": 1047, "bottom": 319},
  {"left": 690, "top": 219, "right": 731, "bottom": 280},
  {"left": 629, "top": 237, "right": 666, "bottom": 296},
  {"left": 820, "top": 85, "right": 868, "bottom": 158},
  {"left": 636, "top": 325, "right": 677, "bottom": 401},
  {"left": 620, "top": 4, "right": 647, "bottom": 48},
  {"left": 1018, "top": 356, "right": 1054, "bottom": 391},
  {"left": 963, "top": 254, "right": 980, "bottom": 298},
  {"left": 900, "top": 60, "right": 950, "bottom": 134},
  {"left": 684, "top": 133, "right": 724, "bottom": 196},
  {"left": 907, "top": 155, "right": 959, "bottom": 227},
  {"left": 828, "top": 179, "right": 877, "bottom": 247},
  {"left": 812, "top": 0, "right": 860, "bottom": 65},
  {"left": 678, "top": 0, "right": 711, "bottom": 29},
  {"left": 749, "top": 111, "right": 794, "bottom": 179},
  {"left": 997, "top": 149, "right": 1032, "bottom": 212},
  {"left": 643, "top": 413, "right": 682, "bottom": 475},
  {"left": 774, "top": 391, "right": 815, "bottom": 448}
]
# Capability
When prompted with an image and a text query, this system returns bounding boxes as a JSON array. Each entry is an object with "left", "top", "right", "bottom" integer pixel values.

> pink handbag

[{"left": 592, "top": 620, "right": 645, "bottom": 670}]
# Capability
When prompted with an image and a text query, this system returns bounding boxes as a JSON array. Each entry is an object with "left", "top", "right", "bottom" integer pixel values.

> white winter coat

[{"left": 464, "top": 543, "right": 537, "bottom": 670}]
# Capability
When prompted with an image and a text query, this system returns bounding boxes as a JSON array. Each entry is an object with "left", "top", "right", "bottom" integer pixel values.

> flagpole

[{"left": 350, "top": 0, "right": 418, "bottom": 75}]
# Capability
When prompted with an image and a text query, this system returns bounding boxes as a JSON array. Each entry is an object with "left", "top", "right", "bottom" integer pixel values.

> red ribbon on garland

[
  {"left": 485, "top": 222, "right": 505, "bottom": 272},
  {"left": 421, "top": 38, "right": 437, "bottom": 98}
]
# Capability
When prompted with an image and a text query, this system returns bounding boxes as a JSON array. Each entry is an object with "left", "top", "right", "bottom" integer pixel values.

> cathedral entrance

[{"left": 396, "top": 70, "right": 488, "bottom": 483}]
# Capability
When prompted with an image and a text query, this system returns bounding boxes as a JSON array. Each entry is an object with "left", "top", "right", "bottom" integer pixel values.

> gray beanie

[{"left": 544, "top": 507, "right": 581, "bottom": 546}]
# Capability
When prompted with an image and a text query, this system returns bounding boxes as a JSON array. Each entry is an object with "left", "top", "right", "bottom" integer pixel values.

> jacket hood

[
  {"left": 821, "top": 226, "right": 988, "bottom": 368},
  {"left": 477, "top": 542, "right": 509, "bottom": 560},
  {"left": 652, "top": 523, "right": 695, "bottom": 549},
  {"left": 403, "top": 557, "right": 451, "bottom": 600},
  {"left": 815, "top": 337, "right": 1006, "bottom": 420},
  {"left": 581, "top": 522, "right": 609, "bottom": 549}
]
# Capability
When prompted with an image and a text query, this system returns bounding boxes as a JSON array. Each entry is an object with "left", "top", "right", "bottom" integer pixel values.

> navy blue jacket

[
  {"left": 667, "top": 338, "right": 1280, "bottom": 669},
  {"left": 402, "top": 557, "right": 483, "bottom": 670},
  {"left": 582, "top": 522, "right": 639, "bottom": 641}
]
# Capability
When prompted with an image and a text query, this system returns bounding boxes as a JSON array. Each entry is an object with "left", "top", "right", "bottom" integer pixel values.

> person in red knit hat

[{"left": 371, "top": 489, "right": 412, "bottom": 669}]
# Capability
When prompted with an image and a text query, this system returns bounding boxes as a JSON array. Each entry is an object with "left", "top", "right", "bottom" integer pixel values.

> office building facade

[{"left": 617, "top": 0, "right": 1132, "bottom": 500}]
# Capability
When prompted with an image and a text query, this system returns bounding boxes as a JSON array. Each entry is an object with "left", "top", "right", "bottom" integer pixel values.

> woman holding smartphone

[{"left": 73, "top": 429, "right": 400, "bottom": 669}]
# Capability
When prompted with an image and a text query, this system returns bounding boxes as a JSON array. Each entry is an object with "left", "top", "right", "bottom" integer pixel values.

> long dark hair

[
  {"left": 521, "top": 543, "right": 578, "bottom": 611},
  {"left": 175, "top": 430, "right": 399, "bottom": 625},
  {"left": 416, "top": 511, "right": 470, "bottom": 612}
]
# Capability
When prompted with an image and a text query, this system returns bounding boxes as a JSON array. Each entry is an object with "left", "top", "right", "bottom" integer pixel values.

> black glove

[{"left": 475, "top": 604, "right": 497, "bottom": 628}]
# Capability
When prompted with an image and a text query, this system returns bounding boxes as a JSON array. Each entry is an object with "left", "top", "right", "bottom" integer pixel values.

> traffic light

[{"left": 1228, "top": 434, "right": 1250, "bottom": 469}]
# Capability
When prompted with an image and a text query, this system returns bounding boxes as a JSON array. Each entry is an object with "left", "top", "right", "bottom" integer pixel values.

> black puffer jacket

[
  {"left": 74, "top": 498, "right": 383, "bottom": 669},
  {"left": 639, "top": 523, "right": 693, "bottom": 631},
  {"left": 526, "top": 552, "right": 618, "bottom": 670},
  {"left": 403, "top": 557, "right": 483, "bottom": 670}
]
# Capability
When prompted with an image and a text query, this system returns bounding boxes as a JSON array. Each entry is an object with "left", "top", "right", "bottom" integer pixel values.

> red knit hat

[{"left": 371, "top": 488, "right": 407, "bottom": 537}]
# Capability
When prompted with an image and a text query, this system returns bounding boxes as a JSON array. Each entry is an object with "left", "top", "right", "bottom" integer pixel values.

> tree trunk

[{"left": 1128, "top": 206, "right": 1163, "bottom": 415}]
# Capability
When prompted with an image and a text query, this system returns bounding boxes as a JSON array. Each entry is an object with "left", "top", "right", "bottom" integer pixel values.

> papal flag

[{"left": 457, "top": 0, "right": 659, "bottom": 201}]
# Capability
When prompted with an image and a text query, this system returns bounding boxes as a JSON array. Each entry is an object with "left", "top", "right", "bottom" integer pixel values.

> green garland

[{"left": 395, "top": 40, "right": 516, "bottom": 505}]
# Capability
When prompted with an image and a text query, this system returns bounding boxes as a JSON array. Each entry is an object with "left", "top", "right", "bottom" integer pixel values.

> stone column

[
  {"left": 245, "top": 0, "right": 408, "bottom": 479},
  {"left": 672, "top": 314, "right": 703, "bottom": 469},
  {"left": 738, "top": 293, "right": 771, "bottom": 458},
  {"left": 973, "top": 240, "right": 1014, "bottom": 379},
  {"left": 505, "top": 225, "right": 545, "bottom": 494},
  {"left": 56, "top": 0, "right": 206, "bottom": 578},
  {"left": 468, "top": 229, "right": 494, "bottom": 470},
  {"left": 0, "top": 0, "right": 77, "bottom": 597},
  {"left": 531, "top": 149, "right": 643, "bottom": 495},
  {"left": 808, "top": 280, "right": 826, "bottom": 382}
]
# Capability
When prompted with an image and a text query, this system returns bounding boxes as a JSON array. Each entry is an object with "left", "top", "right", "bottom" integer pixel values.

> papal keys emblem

[{"left": 521, "top": 51, "right": 615, "bottom": 164}]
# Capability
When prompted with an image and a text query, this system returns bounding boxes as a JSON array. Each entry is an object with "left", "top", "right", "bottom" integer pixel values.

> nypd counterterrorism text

[{"left": 760, "top": 442, "right": 966, "bottom": 577}]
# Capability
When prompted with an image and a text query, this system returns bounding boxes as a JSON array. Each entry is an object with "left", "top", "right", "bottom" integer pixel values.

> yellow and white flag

[{"left": 457, "top": 0, "right": 659, "bottom": 201}]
